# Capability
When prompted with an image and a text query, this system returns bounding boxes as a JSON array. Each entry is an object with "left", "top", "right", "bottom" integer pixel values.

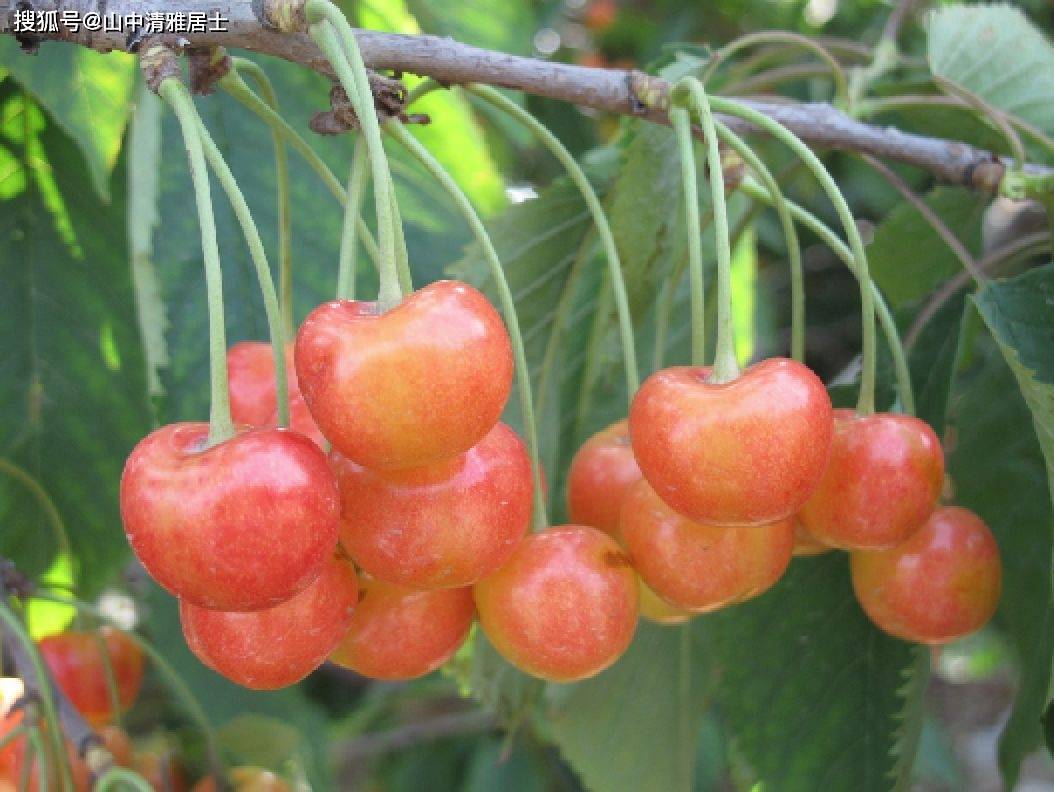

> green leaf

[
  {"left": 0, "top": 41, "right": 136, "bottom": 199},
  {"left": 406, "top": 0, "right": 535, "bottom": 55},
  {"left": 928, "top": 5, "right": 1054, "bottom": 138},
  {"left": 910, "top": 293, "right": 968, "bottom": 436},
  {"left": 704, "top": 555, "right": 928, "bottom": 790},
  {"left": 0, "top": 84, "right": 152, "bottom": 593},
  {"left": 868, "top": 188, "right": 985, "bottom": 309},
  {"left": 969, "top": 265, "right": 1054, "bottom": 784},
  {"left": 547, "top": 623, "right": 706, "bottom": 792}
]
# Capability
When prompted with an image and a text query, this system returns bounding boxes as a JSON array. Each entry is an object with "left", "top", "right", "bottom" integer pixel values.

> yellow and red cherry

[
  {"left": 332, "top": 422, "right": 532, "bottom": 589},
  {"left": 566, "top": 419, "right": 641, "bottom": 535},
  {"left": 295, "top": 280, "right": 513, "bottom": 470},
  {"left": 799, "top": 409, "right": 944, "bottom": 550},
  {"left": 120, "top": 423, "right": 339, "bottom": 611}
]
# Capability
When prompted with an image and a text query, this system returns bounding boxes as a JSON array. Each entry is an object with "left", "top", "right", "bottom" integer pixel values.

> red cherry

[
  {"left": 473, "top": 525, "right": 638, "bottom": 682},
  {"left": 850, "top": 506, "right": 1001, "bottom": 644},
  {"left": 37, "top": 628, "right": 144, "bottom": 726},
  {"left": 294, "top": 280, "right": 513, "bottom": 470},
  {"left": 329, "top": 576, "right": 474, "bottom": 680},
  {"left": 228, "top": 342, "right": 325, "bottom": 447},
  {"left": 180, "top": 555, "right": 358, "bottom": 689},
  {"left": 332, "top": 423, "right": 532, "bottom": 589},
  {"left": 566, "top": 420, "right": 642, "bottom": 535},
  {"left": 629, "top": 359, "right": 833, "bottom": 526},
  {"left": 619, "top": 480, "right": 794, "bottom": 612},
  {"left": 638, "top": 582, "right": 694, "bottom": 625},
  {"left": 798, "top": 409, "right": 944, "bottom": 550},
  {"left": 792, "top": 519, "right": 834, "bottom": 557},
  {"left": 120, "top": 423, "right": 339, "bottom": 611}
]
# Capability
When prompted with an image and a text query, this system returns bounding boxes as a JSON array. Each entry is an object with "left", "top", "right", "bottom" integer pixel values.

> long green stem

[
  {"left": 217, "top": 70, "right": 383, "bottom": 270},
  {"left": 0, "top": 459, "right": 74, "bottom": 583},
  {"left": 670, "top": 106, "right": 706, "bottom": 367},
  {"left": 674, "top": 79, "right": 738, "bottom": 382},
  {"left": 231, "top": 57, "right": 294, "bottom": 341},
  {"left": 93, "top": 630, "right": 123, "bottom": 728},
  {"left": 95, "top": 767, "right": 155, "bottom": 791},
  {"left": 26, "top": 726, "right": 47, "bottom": 792},
  {"left": 388, "top": 182, "right": 413, "bottom": 295},
  {"left": 337, "top": 139, "right": 368, "bottom": 300},
  {"left": 465, "top": 84, "right": 639, "bottom": 398},
  {"left": 195, "top": 117, "right": 290, "bottom": 427},
  {"left": 0, "top": 602, "right": 72, "bottom": 791},
  {"left": 305, "top": 4, "right": 400, "bottom": 306},
  {"left": 713, "top": 121, "right": 804, "bottom": 362},
  {"left": 710, "top": 96, "right": 877, "bottom": 414},
  {"left": 388, "top": 121, "right": 548, "bottom": 530},
  {"left": 158, "top": 79, "right": 234, "bottom": 445},
  {"left": 740, "top": 178, "right": 914, "bottom": 415}
]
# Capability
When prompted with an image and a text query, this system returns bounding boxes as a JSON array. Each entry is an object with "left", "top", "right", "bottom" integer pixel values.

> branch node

[
  {"left": 140, "top": 43, "right": 182, "bottom": 93},
  {"left": 628, "top": 71, "right": 668, "bottom": 114},
  {"left": 188, "top": 47, "right": 231, "bottom": 95},
  {"left": 264, "top": 0, "right": 307, "bottom": 33}
]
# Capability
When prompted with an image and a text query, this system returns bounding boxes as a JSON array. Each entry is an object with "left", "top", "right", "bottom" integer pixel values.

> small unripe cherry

[
  {"left": 629, "top": 359, "right": 833, "bottom": 526},
  {"left": 619, "top": 480, "right": 794, "bottom": 612},
  {"left": 850, "top": 506, "right": 1001, "bottom": 645},
  {"left": 180, "top": 556, "right": 359, "bottom": 690},
  {"left": 798, "top": 409, "right": 944, "bottom": 549},
  {"left": 332, "top": 423, "right": 532, "bottom": 589},
  {"left": 566, "top": 420, "right": 641, "bottom": 535},
  {"left": 329, "top": 576, "right": 475, "bottom": 680},
  {"left": 638, "top": 582, "right": 695, "bottom": 625},
  {"left": 473, "top": 525, "right": 639, "bottom": 682}
]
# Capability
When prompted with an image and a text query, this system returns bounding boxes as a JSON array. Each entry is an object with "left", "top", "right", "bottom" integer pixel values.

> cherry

[
  {"left": 332, "top": 422, "right": 532, "bottom": 589},
  {"left": 638, "top": 582, "right": 694, "bottom": 625},
  {"left": 180, "top": 555, "right": 358, "bottom": 689},
  {"left": 133, "top": 748, "right": 189, "bottom": 792},
  {"left": 227, "top": 342, "right": 325, "bottom": 447},
  {"left": 329, "top": 575, "right": 475, "bottom": 680},
  {"left": 798, "top": 409, "right": 944, "bottom": 550},
  {"left": 473, "top": 525, "right": 638, "bottom": 682},
  {"left": 629, "top": 359, "right": 833, "bottom": 526},
  {"left": 792, "top": 520, "right": 833, "bottom": 557},
  {"left": 295, "top": 280, "right": 513, "bottom": 470},
  {"left": 619, "top": 480, "right": 794, "bottom": 612},
  {"left": 850, "top": 506, "right": 1001, "bottom": 645},
  {"left": 566, "top": 420, "right": 641, "bottom": 535},
  {"left": 37, "top": 628, "right": 144, "bottom": 727},
  {"left": 120, "top": 423, "right": 339, "bottom": 611}
]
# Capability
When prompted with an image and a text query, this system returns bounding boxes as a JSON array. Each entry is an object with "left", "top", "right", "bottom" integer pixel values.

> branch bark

[{"left": 1, "top": 0, "right": 1050, "bottom": 190}]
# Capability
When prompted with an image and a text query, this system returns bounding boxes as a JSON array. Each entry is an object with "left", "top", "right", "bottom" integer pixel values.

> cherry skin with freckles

[
  {"left": 619, "top": 480, "right": 795, "bottom": 612},
  {"left": 332, "top": 422, "right": 532, "bottom": 590},
  {"left": 850, "top": 506, "right": 1001, "bottom": 645},
  {"left": 798, "top": 409, "right": 944, "bottom": 550},
  {"left": 566, "top": 419, "right": 642, "bottom": 535},
  {"left": 295, "top": 280, "right": 513, "bottom": 470},
  {"left": 180, "top": 555, "right": 359, "bottom": 690},
  {"left": 328, "top": 575, "right": 475, "bottom": 680},
  {"left": 473, "top": 525, "right": 639, "bottom": 682},
  {"left": 120, "top": 423, "right": 340, "bottom": 611},
  {"left": 629, "top": 359, "right": 833, "bottom": 526},
  {"left": 37, "top": 627, "right": 145, "bottom": 727}
]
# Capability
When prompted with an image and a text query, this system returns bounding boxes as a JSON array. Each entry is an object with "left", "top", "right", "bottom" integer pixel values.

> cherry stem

[
  {"left": 0, "top": 601, "right": 73, "bottom": 791},
  {"left": 95, "top": 767, "right": 154, "bottom": 791},
  {"left": 157, "top": 78, "right": 235, "bottom": 446},
  {"left": 230, "top": 57, "right": 294, "bottom": 341},
  {"left": 713, "top": 121, "right": 804, "bottom": 362},
  {"left": 217, "top": 70, "right": 384, "bottom": 272},
  {"left": 673, "top": 78, "right": 739, "bottom": 383},
  {"left": 0, "top": 459, "right": 75, "bottom": 589},
  {"left": 710, "top": 96, "right": 877, "bottom": 414},
  {"left": 337, "top": 138, "right": 368, "bottom": 300},
  {"left": 305, "top": 2, "right": 402, "bottom": 308},
  {"left": 669, "top": 106, "right": 706, "bottom": 368},
  {"left": 739, "top": 178, "right": 914, "bottom": 415},
  {"left": 195, "top": 115, "right": 291, "bottom": 428},
  {"left": 91, "top": 630, "right": 123, "bottom": 729},
  {"left": 463, "top": 84, "right": 640, "bottom": 398},
  {"left": 388, "top": 121, "right": 549, "bottom": 531}
]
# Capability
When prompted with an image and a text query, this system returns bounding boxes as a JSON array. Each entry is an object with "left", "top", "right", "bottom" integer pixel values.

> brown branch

[{"left": 0, "top": 0, "right": 1051, "bottom": 190}]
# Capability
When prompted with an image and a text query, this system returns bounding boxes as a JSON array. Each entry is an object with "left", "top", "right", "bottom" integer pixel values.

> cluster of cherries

[{"left": 118, "top": 279, "right": 1002, "bottom": 691}]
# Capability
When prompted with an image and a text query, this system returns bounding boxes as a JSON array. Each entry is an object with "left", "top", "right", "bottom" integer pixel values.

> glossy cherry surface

[
  {"left": 619, "top": 480, "right": 794, "bottom": 612},
  {"left": 566, "top": 420, "right": 642, "bottom": 535},
  {"left": 121, "top": 423, "right": 339, "bottom": 611},
  {"left": 799, "top": 409, "right": 944, "bottom": 549},
  {"left": 180, "top": 556, "right": 359, "bottom": 689},
  {"left": 333, "top": 422, "right": 532, "bottom": 589},
  {"left": 629, "top": 358, "right": 833, "bottom": 526},
  {"left": 295, "top": 280, "right": 513, "bottom": 470},
  {"left": 851, "top": 506, "right": 1001, "bottom": 645},
  {"left": 473, "top": 525, "right": 638, "bottom": 682}
]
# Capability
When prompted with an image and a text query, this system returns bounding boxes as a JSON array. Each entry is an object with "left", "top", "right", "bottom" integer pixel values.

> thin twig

[{"left": 336, "top": 709, "right": 495, "bottom": 769}]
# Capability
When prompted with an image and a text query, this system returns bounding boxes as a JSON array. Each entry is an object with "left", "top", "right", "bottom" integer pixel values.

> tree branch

[{"left": 1, "top": 0, "right": 1051, "bottom": 190}]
